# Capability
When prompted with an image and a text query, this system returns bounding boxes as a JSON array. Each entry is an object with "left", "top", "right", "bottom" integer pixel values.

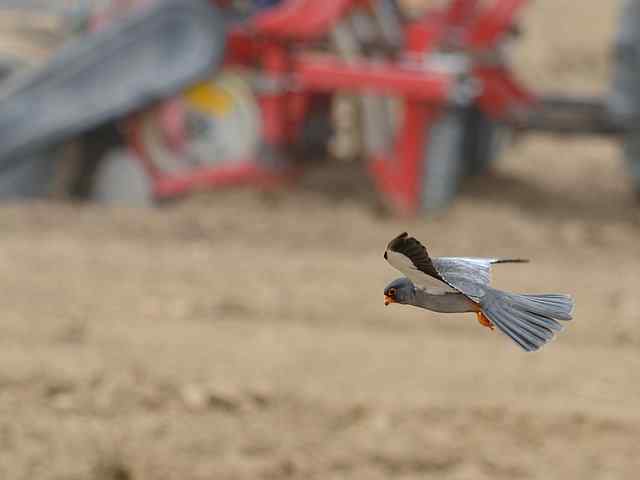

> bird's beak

[{"left": 384, "top": 295, "right": 395, "bottom": 306}]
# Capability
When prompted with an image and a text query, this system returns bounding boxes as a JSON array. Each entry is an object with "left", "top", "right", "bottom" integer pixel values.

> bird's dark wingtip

[
  {"left": 492, "top": 258, "right": 530, "bottom": 264},
  {"left": 384, "top": 232, "right": 443, "bottom": 280},
  {"left": 387, "top": 232, "right": 409, "bottom": 251}
]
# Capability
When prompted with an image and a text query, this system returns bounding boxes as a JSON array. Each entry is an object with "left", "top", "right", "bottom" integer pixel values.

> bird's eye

[{"left": 388, "top": 288, "right": 397, "bottom": 297}]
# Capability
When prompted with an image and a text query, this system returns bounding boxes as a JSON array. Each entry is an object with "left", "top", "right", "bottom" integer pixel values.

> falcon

[{"left": 383, "top": 232, "right": 574, "bottom": 352}]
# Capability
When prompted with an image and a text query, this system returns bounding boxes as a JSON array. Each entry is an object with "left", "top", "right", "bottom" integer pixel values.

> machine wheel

[
  {"left": 420, "top": 106, "right": 511, "bottom": 210},
  {"left": 420, "top": 107, "right": 465, "bottom": 210},
  {"left": 91, "top": 147, "right": 153, "bottom": 206},
  {"left": 90, "top": 71, "right": 262, "bottom": 205},
  {"left": 140, "top": 72, "right": 260, "bottom": 175}
]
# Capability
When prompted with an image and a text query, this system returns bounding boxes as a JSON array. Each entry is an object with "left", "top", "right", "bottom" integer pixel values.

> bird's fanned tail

[{"left": 481, "top": 288, "right": 574, "bottom": 352}]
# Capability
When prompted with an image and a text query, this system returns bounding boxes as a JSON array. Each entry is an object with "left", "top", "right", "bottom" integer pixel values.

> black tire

[
  {"left": 0, "top": 151, "right": 59, "bottom": 199},
  {"left": 292, "top": 94, "right": 333, "bottom": 161},
  {"left": 462, "top": 106, "right": 508, "bottom": 177}
]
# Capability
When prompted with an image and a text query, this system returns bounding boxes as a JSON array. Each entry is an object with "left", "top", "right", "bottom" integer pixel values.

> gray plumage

[
  {"left": 432, "top": 256, "right": 529, "bottom": 301},
  {"left": 383, "top": 232, "right": 574, "bottom": 352},
  {"left": 475, "top": 288, "right": 573, "bottom": 352}
]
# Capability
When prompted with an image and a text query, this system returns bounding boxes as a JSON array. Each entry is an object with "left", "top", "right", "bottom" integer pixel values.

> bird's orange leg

[{"left": 476, "top": 311, "right": 495, "bottom": 331}]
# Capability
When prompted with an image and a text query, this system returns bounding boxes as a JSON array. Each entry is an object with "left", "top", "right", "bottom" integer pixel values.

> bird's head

[{"left": 383, "top": 277, "right": 416, "bottom": 306}]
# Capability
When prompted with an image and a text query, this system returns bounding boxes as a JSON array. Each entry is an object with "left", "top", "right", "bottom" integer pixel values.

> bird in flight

[{"left": 383, "top": 232, "right": 574, "bottom": 352}]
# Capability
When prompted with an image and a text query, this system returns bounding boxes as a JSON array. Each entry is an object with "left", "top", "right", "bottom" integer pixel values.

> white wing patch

[{"left": 385, "top": 250, "right": 457, "bottom": 295}]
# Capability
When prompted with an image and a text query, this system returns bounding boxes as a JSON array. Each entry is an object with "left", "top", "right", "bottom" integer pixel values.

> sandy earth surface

[{"left": 2, "top": 1, "right": 640, "bottom": 479}]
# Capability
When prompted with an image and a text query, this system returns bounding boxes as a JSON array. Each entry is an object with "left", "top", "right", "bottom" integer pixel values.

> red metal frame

[
  {"left": 465, "top": 0, "right": 527, "bottom": 50},
  {"left": 252, "top": 0, "right": 361, "bottom": 40},
  {"left": 293, "top": 54, "right": 451, "bottom": 101},
  {"left": 474, "top": 65, "right": 535, "bottom": 117},
  {"left": 370, "top": 104, "right": 440, "bottom": 214},
  {"left": 292, "top": 52, "right": 453, "bottom": 214},
  {"left": 446, "top": 0, "right": 480, "bottom": 30},
  {"left": 122, "top": 0, "right": 535, "bottom": 215}
]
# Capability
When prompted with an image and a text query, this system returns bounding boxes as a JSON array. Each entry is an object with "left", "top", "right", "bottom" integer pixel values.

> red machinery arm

[
  {"left": 293, "top": 53, "right": 452, "bottom": 101},
  {"left": 252, "top": 0, "right": 361, "bottom": 40},
  {"left": 465, "top": 0, "right": 527, "bottom": 49}
]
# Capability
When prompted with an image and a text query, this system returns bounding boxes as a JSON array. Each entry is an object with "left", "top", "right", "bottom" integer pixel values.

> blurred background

[{"left": 0, "top": 1, "right": 639, "bottom": 479}]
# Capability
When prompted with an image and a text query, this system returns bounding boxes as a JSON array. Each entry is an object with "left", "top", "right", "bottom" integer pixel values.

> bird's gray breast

[{"left": 413, "top": 289, "right": 478, "bottom": 313}]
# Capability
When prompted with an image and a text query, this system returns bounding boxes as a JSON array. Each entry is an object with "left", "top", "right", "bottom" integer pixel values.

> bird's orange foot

[{"left": 476, "top": 311, "right": 495, "bottom": 331}]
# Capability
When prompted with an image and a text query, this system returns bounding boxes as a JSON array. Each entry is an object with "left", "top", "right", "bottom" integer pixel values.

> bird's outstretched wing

[
  {"left": 384, "top": 233, "right": 529, "bottom": 301},
  {"left": 384, "top": 232, "right": 457, "bottom": 295},
  {"left": 432, "top": 257, "right": 529, "bottom": 300}
]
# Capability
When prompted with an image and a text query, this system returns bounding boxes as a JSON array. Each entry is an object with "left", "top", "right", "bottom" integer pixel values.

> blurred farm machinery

[
  {"left": 0, "top": 0, "right": 226, "bottom": 199},
  {"left": 0, "top": 0, "right": 631, "bottom": 214},
  {"left": 115, "top": 0, "right": 538, "bottom": 213}
]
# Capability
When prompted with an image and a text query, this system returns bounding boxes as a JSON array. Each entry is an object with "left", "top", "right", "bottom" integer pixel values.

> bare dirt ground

[{"left": 2, "top": 1, "right": 640, "bottom": 479}]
